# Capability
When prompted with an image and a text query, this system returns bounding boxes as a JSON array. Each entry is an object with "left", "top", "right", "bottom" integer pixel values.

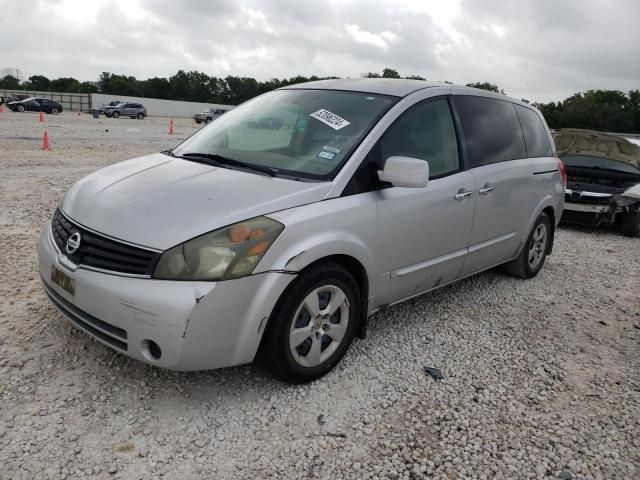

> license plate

[{"left": 51, "top": 266, "right": 75, "bottom": 296}]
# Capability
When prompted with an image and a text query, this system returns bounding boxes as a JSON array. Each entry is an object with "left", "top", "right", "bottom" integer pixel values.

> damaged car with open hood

[{"left": 554, "top": 129, "right": 640, "bottom": 237}]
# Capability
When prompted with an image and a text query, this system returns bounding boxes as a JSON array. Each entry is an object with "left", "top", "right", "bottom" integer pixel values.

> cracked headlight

[{"left": 153, "top": 217, "right": 284, "bottom": 281}]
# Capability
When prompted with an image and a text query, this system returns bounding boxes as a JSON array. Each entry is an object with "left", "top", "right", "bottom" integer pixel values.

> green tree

[
  {"left": 27, "top": 75, "right": 50, "bottom": 91},
  {"left": 466, "top": 81, "right": 505, "bottom": 94},
  {"left": 382, "top": 68, "right": 400, "bottom": 78},
  {"left": 50, "top": 77, "right": 80, "bottom": 92},
  {"left": 0, "top": 75, "right": 20, "bottom": 89}
]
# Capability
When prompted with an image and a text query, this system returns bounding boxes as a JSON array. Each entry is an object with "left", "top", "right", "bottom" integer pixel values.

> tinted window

[
  {"left": 455, "top": 96, "right": 526, "bottom": 167},
  {"left": 379, "top": 99, "right": 460, "bottom": 178},
  {"left": 515, "top": 105, "right": 552, "bottom": 157}
]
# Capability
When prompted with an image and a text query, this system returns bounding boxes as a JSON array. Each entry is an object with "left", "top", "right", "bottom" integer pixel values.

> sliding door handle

[
  {"left": 479, "top": 184, "right": 495, "bottom": 195},
  {"left": 454, "top": 190, "right": 474, "bottom": 201}
]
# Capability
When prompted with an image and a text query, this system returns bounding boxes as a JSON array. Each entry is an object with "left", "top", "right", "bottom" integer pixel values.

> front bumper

[{"left": 38, "top": 225, "right": 294, "bottom": 371}]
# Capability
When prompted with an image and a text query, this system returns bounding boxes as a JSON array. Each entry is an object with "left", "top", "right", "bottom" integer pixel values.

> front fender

[{"left": 258, "top": 195, "right": 379, "bottom": 300}]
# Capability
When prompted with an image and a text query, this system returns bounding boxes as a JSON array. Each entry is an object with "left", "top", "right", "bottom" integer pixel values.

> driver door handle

[
  {"left": 454, "top": 190, "right": 474, "bottom": 201},
  {"left": 479, "top": 184, "right": 495, "bottom": 195}
]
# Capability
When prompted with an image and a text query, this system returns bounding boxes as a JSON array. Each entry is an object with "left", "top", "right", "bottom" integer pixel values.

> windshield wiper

[{"left": 177, "top": 152, "right": 277, "bottom": 177}]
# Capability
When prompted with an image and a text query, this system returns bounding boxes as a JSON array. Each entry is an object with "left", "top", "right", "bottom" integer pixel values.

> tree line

[{"left": 1, "top": 67, "right": 638, "bottom": 133}]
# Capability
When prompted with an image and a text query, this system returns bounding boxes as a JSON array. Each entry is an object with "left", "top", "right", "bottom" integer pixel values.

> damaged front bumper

[
  {"left": 563, "top": 187, "right": 640, "bottom": 226},
  {"left": 38, "top": 226, "right": 293, "bottom": 371}
]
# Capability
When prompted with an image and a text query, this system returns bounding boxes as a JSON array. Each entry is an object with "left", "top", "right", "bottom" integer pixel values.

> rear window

[
  {"left": 455, "top": 96, "right": 526, "bottom": 167},
  {"left": 515, "top": 105, "right": 552, "bottom": 158}
]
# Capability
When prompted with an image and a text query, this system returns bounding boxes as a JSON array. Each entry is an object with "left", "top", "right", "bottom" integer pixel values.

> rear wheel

[
  {"left": 258, "top": 263, "right": 360, "bottom": 384},
  {"left": 17, "top": 105, "right": 25, "bottom": 112},
  {"left": 51, "top": 107, "right": 59, "bottom": 114},
  {"left": 205, "top": 117, "right": 212, "bottom": 124},
  {"left": 112, "top": 111, "right": 120, "bottom": 118},
  {"left": 503, "top": 212, "right": 552, "bottom": 279},
  {"left": 621, "top": 211, "right": 640, "bottom": 237}
]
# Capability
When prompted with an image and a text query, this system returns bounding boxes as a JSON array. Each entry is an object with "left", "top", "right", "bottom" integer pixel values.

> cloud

[{"left": 0, "top": 0, "right": 638, "bottom": 102}]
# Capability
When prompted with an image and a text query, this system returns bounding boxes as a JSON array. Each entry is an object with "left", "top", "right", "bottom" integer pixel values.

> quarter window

[
  {"left": 379, "top": 99, "right": 460, "bottom": 178},
  {"left": 515, "top": 105, "right": 552, "bottom": 158},
  {"left": 454, "top": 96, "right": 526, "bottom": 167}
]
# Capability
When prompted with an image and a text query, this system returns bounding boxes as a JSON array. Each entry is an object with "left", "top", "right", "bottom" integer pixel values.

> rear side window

[
  {"left": 455, "top": 96, "right": 526, "bottom": 167},
  {"left": 515, "top": 105, "right": 552, "bottom": 157}
]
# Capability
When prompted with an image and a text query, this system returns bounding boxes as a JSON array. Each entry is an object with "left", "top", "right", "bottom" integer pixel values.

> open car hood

[{"left": 554, "top": 129, "right": 640, "bottom": 170}]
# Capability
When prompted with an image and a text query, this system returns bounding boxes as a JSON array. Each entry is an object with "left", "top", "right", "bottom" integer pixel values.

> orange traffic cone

[
  {"left": 168, "top": 119, "right": 175, "bottom": 134},
  {"left": 39, "top": 111, "right": 44, "bottom": 122},
  {"left": 0, "top": 105, "right": 4, "bottom": 113},
  {"left": 41, "top": 131, "right": 51, "bottom": 150}
]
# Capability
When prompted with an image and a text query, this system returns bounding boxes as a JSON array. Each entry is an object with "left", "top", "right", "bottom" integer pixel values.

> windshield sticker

[
  {"left": 318, "top": 150, "right": 336, "bottom": 161},
  {"left": 322, "top": 146, "right": 341, "bottom": 154},
  {"left": 310, "top": 109, "right": 351, "bottom": 131}
]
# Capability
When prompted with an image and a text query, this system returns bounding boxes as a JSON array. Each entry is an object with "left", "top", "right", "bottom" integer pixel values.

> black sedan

[{"left": 8, "top": 97, "right": 63, "bottom": 114}]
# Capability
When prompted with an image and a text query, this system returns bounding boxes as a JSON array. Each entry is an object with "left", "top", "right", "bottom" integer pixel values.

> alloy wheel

[
  {"left": 289, "top": 285, "right": 350, "bottom": 368},
  {"left": 528, "top": 223, "right": 547, "bottom": 269}
]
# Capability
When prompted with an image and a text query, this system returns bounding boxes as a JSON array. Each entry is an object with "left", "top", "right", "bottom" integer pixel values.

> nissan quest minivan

[{"left": 38, "top": 79, "right": 565, "bottom": 383}]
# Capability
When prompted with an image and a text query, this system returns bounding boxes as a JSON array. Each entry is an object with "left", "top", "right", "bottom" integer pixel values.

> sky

[{"left": 0, "top": 0, "right": 638, "bottom": 102}]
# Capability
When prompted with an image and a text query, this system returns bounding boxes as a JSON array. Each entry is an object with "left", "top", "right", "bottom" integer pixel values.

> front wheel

[
  {"left": 112, "top": 111, "right": 120, "bottom": 118},
  {"left": 137, "top": 113, "right": 144, "bottom": 119},
  {"left": 258, "top": 263, "right": 360, "bottom": 384},
  {"left": 51, "top": 107, "right": 59, "bottom": 114},
  {"left": 17, "top": 105, "right": 25, "bottom": 112},
  {"left": 205, "top": 117, "right": 212, "bottom": 124},
  {"left": 503, "top": 212, "right": 552, "bottom": 279}
]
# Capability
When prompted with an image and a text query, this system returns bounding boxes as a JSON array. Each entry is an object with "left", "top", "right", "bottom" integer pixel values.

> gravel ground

[{"left": 1, "top": 111, "right": 639, "bottom": 479}]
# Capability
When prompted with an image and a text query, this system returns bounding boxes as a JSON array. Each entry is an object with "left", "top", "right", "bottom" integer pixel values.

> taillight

[{"left": 556, "top": 157, "right": 567, "bottom": 189}]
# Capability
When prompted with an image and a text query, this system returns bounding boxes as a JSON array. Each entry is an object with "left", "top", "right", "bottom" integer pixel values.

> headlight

[{"left": 153, "top": 217, "right": 284, "bottom": 281}]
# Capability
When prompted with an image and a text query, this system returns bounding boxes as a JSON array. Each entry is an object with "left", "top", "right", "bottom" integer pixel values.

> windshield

[
  {"left": 561, "top": 155, "right": 640, "bottom": 176},
  {"left": 172, "top": 89, "right": 397, "bottom": 180}
]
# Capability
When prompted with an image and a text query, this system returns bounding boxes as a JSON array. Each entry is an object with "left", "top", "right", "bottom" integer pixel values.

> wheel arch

[{"left": 256, "top": 252, "right": 370, "bottom": 362}]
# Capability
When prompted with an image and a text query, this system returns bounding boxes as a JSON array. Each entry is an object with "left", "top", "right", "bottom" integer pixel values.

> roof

[
  {"left": 553, "top": 128, "right": 640, "bottom": 169},
  {"left": 280, "top": 78, "right": 450, "bottom": 97}
]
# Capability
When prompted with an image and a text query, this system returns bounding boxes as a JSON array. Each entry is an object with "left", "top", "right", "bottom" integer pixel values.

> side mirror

[{"left": 378, "top": 156, "right": 429, "bottom": 188}]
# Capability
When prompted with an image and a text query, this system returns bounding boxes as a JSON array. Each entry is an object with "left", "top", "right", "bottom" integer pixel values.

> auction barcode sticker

[{"left": 309, "top": 109, "right": 351, "bottom": 130}]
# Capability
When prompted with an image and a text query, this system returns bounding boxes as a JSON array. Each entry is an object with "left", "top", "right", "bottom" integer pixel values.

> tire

[
  {"left": 205, "top": 117, "right": 212, "bottom": 124},
  {"left": 137, "top": 113, "right": 144, "bottom": 120},
  {"left": 112, "top": 111, "right": 120, "bottom": 118},
  {"left": 258, "top": 262, "right": 360, "bottom": 384},
  {"left": 51, "top": 107, "right": 59, "bottom": 115},
  {"left": 17, "top": 105, "right": 25, "bottom": 112},
  {"left": 621, "top": 211, "right": 640, "bottom": 238},
  {"left": 503, "top": 212, "right": 552, "bottom": 279},
  {"left": 195, "top": 120, "right": 202, "bottom": 124}
]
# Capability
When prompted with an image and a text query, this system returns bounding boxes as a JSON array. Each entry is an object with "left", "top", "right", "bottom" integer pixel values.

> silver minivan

[{"left": 38, "top": 79, "right": 565, "bottom": 383}]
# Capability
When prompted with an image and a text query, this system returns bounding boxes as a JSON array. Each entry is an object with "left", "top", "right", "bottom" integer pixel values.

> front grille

[
  {"left": 42, "top": 279, "right": 128, "bottom": 351},
  {"left": 51, "top": 209, "right": 161, "bottom": 276},
  {"left": 565, "top": 192, "right": 610, "bottom": 206}
]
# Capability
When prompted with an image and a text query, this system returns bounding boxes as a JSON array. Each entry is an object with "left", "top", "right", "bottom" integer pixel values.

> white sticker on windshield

[{"left": 310, "top": 109, "right": 351, "bottom": 131}]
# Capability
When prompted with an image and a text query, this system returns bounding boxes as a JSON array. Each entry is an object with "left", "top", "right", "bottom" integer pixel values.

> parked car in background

[
  {"left": 38, "top": 79, "right": 564, "bottom": 383},
  {"left": 193, "top": 107, "right": 228, "bottom": 124},
  {"left": 98, "top": 100, "right": 121, "bottom": 114},
  {"left": 8, "top": 97, "right": 63, "bottom": 114},
  {"left": 104, "top": 102, "right": 147, "bottom": 119},
  {"left": 554, "top": 129, "right": 640, "bottom": 237},
  {"left": 6, "top": 94, "right": 30, "bottom": 104}
]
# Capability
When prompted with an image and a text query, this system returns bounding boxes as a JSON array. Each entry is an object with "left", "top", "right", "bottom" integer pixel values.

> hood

[
  {"left": 553, "top": 129, "right": 640, "bottom": 170},
  {"left": 61, "top": 153, "right": 331, "bottom": 250}
]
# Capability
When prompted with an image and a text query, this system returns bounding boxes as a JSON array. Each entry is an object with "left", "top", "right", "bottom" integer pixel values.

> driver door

[{"left": 374, "top": 97, "right": 476, "bottom": 305}]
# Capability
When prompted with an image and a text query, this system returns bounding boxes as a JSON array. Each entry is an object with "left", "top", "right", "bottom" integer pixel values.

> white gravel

[{"left": 1, "top": 111, "right": 639, "bottom": 479}]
